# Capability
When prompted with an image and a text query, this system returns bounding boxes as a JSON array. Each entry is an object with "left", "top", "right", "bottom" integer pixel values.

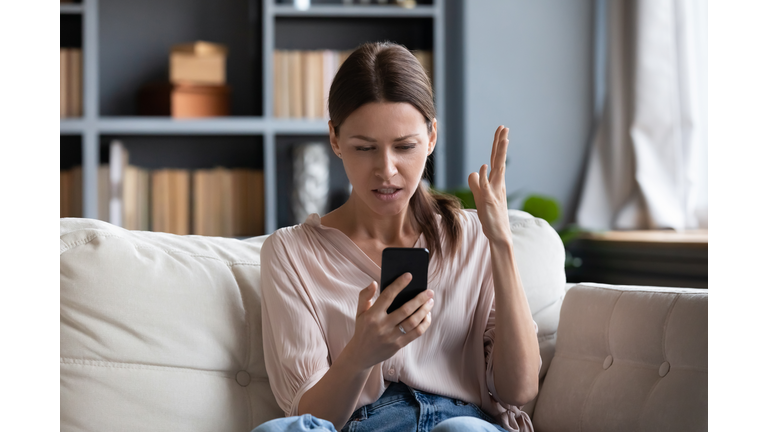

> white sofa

[{"left": 60, "top": 211, "right": 707, "bottom": 431}]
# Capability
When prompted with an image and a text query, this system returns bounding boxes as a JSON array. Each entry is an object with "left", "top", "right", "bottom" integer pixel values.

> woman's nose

[{"left": 375, "top": 151, "right": 397, "bottom": 180}]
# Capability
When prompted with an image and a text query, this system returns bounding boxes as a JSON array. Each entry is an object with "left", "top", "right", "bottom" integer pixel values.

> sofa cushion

[
  {"left": 60, "top": 218, "right": 282, "bottom": 432},
  {"left": 532, "top": 283, "right": 707, "bottom": 432},
  {"left": 60, "top": 209, "right": 565, "bottom": 431}
]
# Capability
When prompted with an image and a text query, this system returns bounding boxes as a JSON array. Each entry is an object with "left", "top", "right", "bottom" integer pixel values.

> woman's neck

[{"left": 321, "top": 192, "right": 420, "bottom": 247}]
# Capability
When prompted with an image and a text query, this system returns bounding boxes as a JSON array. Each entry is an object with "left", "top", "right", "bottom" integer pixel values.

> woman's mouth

[{"left": 372, "top": 188, "right": 403, "bottom": 201}]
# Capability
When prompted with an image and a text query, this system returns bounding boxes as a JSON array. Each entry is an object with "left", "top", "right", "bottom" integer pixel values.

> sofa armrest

[{"left": 532, "top": 283, "right": 707, "bottom": 432}]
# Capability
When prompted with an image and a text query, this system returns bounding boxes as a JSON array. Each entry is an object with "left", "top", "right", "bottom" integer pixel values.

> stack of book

[
  {"left": 103, "top": 141, "right": 264, "bottom": 237},
  {"left": 192, "top": 168, "right": 265, "bottom": 237},
  {"left": 60, "top": 166, "right": 82, "bottom": 218},
  {"left": 60, "top": 48, "right": 83, "bottom": 118},
  {"left": 273, "top": 49, "right": 433, "bottom": 119}
]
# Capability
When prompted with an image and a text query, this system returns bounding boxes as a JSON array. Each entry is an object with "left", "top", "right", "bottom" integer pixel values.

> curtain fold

[{"left": 576, "top": 0, "right": 707, "bottom": 231}]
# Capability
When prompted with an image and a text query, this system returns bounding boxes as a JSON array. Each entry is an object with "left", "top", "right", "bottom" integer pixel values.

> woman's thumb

[{"left": 357, "top": 281, "right": 377, "bottom": 317}]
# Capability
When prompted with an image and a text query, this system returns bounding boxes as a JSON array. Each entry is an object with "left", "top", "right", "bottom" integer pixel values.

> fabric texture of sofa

[{"left": 60, "top": 210, "right": 706, "bottom": 431}]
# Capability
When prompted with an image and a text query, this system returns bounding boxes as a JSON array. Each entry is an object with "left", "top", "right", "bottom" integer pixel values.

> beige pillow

[{"left": 60, "top": 218, "right": 282, "bottom": 431}]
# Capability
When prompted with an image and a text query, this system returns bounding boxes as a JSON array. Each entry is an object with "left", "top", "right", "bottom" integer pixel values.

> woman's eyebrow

[{"left": 349, "top": 133, "right": 419, "bottom": 142}]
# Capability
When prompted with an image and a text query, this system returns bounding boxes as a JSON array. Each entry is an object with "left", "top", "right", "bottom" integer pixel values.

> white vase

[{"left": 292, "top": 142, "right": 330, "bottom": 224}]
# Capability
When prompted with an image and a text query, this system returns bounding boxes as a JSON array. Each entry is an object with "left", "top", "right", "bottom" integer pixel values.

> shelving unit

[{"left": 60, "top": 0, "right": 446, "bottom": 234}]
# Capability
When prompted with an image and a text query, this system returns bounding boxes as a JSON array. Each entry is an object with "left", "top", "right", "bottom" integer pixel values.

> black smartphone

[{"left": 380, "top": 247, "right": 430, "bottom": 314}]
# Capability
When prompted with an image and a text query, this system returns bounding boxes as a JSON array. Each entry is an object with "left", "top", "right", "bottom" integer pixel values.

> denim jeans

[{"left": 252, "top": 382, "right": 505, "bottom": 432}]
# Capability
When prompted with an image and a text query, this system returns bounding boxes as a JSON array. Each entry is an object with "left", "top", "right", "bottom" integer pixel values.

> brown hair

[{"left": 327, "top": 41, "right": 464, "bottom": 262}]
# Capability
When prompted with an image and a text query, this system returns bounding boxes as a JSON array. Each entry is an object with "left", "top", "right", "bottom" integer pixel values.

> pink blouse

[{"left": 260, "top": 209, "right": 537, "bottom": 431}]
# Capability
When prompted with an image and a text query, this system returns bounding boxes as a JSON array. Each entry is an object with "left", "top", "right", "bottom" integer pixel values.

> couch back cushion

[
  {"left": 60, "top": 210, "right": 565, "bottom": 431},
  {"left": 60, "top": 218, "right": 282, "bottom": 431},
  {"left": 532, "top": 283, "right": 707, "bottom": 432}
]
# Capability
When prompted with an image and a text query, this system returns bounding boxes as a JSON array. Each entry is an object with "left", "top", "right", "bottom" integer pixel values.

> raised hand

[
  {"left": 346, "top": 273, "right": 434, "bottom": 370},
  {"left": 468, "top": 126, "right": 513, "bottom": 245}
]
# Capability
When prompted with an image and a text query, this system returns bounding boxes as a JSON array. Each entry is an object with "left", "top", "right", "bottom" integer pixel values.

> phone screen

[{"left": 380, "top": 247, "right": 430, "bottom": 314}]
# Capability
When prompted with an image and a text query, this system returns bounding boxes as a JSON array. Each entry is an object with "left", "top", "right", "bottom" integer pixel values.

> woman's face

[{"left": 329, "top": 102, "right": 437, "bottom": 218}]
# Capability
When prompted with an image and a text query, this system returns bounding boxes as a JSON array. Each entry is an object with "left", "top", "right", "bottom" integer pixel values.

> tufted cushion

[
  {"left": 532, "top": 283, "right": 708, "bottom": 432},
  {"left": 59, "top": 209, "right": 565, "bottom": 431}
]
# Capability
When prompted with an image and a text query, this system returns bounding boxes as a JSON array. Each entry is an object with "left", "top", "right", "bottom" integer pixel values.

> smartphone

[{"left": 380, "top": 247, "right": 430, "bottom": 314}]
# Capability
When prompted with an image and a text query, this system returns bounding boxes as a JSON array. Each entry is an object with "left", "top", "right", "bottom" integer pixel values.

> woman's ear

[
  {"left": 428, "top": 118, "right": 437, "bottom": 156},
  {"left": 329, "top": 120, "right": 341, "bottom": 156}
]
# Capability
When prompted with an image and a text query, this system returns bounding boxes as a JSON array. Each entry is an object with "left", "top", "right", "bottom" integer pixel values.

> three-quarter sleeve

[
  {"left": 260, "top": 233, "right": 331, "bottom": 417},
  {"left": 483, "top": 299, "right": 541, "bottom": 409}
]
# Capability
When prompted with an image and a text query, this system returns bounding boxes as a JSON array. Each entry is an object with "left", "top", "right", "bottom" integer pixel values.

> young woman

[{"left": 256, "top": 42, "right": 540, "bottom": 432}]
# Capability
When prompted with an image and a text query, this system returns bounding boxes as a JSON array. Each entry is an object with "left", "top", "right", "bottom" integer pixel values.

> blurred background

[{"left": 59, "top": 0, "right": 708, "bottom": 288}]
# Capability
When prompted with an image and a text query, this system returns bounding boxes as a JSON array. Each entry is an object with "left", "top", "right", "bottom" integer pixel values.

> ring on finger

[{"left": 398, "top": 324, "right": 407, "bottom": 334}]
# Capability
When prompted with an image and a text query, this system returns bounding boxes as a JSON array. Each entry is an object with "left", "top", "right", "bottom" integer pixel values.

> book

[
  {"left": 192, "top": 170, "right": 209, "bottom": 235},
  {"left": 242, "top": 169, "right": 264, "bottom": 236},
  {"left": 137, "top": 169, "right": 150, "bottom": 231},
  {"left": 301, "top": 51, "right": 314, "bottom": 118},
  {"left": 303, "top": 51, "right": 324, "bottom": 118},
  {"left": 313, "top": 51, "right": 325, "bottom": 118},
  {"left": 98, "top": 165, "right": 110, "bottom": 221},
  {"left": 321, "top": 50, "right": 338, "bottom": 119},
  {"left": 123, "top": 165, "right": 139, "bottom": 230},
  {"left": 69, "top": 49, "right": 82, "bottom": 117},
  {"left": 69, "top": 166, "right": 83, "bottom": 218},
  {"left": 216, "top": 167, "right": 234, "bottom": 237},
  {"left": 60, "top": 168, "right": 84, "bottom": 218},
  {"left": 273, "top": 50, "right": 290, "bottom": 118},
  {"left": 192, "top": 167, "right": 263, "bottom": 237},
  {"left": 169, "top": 169, "right": 190, "bottom": 235},
  {"left": 151, "top": 170, "right": 170, "bottom": 233},
  {"left": 60, "top": 49, "right": 67, "bottom": 118},
  {"left": 287, "top": 51, "right": 303, "bottom": 118}
]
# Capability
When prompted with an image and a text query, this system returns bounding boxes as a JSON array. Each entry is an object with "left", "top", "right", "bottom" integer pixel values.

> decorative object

[
  {"left": 170, "top": 41, "right": 228, "bottom": 86},
  {"left": 292, "top": 143, "right": 330, "bottom": 224}
]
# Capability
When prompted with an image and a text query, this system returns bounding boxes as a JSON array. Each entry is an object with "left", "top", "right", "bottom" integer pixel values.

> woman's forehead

[{"left": 342, "top": 102, "right": 428, "bottom": 139}]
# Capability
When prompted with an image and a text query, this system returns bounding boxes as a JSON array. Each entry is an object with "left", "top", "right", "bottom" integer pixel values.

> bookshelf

[{"left": 60, "top": 0, "right": 446, "bottom": 234}]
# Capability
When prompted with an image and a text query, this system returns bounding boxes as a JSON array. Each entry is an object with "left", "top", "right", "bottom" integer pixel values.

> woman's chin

[{"left": 365, "top": 192, "right": 411, "bottom": 216}]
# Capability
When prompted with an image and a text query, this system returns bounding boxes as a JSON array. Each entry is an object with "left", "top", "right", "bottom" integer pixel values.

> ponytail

[{"left": 410, "top": 182, "right": 464, "bottom": 263}]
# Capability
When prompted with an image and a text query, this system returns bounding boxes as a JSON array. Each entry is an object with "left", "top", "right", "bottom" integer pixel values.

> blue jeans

[{"left": 253, "top": 382, "right": 505, "bottom": 432}]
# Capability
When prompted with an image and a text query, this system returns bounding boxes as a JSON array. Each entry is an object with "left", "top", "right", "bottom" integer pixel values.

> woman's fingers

[
  {"left": 386, "top": 288, "right": 434, "bottom": 327},
  {"left": 356, "top": 281, "right": 377, "bottom": 317},
  {"left": 490, "top": 125, "right": 502, "bottom": 171},
  {"left": 405, "top": 308, "right": 433, "bottom": 340},
  {"left": 491, "top": 128, "right": 508, "bottom": 185},
  {"left": 396, "top": 295, "right": 434, "bottom": 338},
  {"left": 479, "top": 164, "right": 489, "bottom": 188},
  {"left": 375, "top": 272, "right": 412, "bottom": 314},
  {"left": 468, "top": 171, "right": 481, "bottom": 195}
]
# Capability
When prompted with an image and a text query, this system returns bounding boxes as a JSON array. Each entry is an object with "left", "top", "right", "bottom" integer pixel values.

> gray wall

[{"left": 455, "top": 0, "right": 594, "bottom": 228}]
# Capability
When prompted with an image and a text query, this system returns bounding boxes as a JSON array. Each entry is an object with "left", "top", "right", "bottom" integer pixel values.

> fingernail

[{"left": 427, "top": 298, "right": 434, "bottom": 306}]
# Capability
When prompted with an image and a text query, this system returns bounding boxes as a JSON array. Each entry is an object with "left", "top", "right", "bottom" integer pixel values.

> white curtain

[{"left": 576, "top": 0, "right": 708, "bottom": 231}]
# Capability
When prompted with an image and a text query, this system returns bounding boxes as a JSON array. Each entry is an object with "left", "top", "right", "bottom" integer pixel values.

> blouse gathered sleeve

[
  {"left": 260, "top": 233, "right": 331, "bottom": 417},
  {"left": 483, "top": 298, "right": 541, "bottom": 409}
]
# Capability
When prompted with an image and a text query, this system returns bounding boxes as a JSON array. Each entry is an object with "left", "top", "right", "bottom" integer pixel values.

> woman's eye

[
  {"left": 398, "top": 145, "right": 416, "bottom": 150},
  {"left": 355, "top": 147, "right": 375, "bottom": 151}
]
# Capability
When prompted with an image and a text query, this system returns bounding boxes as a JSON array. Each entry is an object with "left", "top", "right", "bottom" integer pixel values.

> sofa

[{"left": 60, "top": 210, "right": 707, "bottom": 431}]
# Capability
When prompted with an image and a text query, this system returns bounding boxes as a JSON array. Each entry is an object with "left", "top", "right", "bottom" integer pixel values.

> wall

[{"left": 453, "top": 0, "right": 594, "bottom": 228}]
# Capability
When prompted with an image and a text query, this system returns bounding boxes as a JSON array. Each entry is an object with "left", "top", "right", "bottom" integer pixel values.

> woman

[{"left": 256, "top": 42, "right": 540, "bottom": 432}]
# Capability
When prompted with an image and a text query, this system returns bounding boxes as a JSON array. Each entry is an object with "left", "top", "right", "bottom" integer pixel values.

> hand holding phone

[{"left": 380, "top": 247, "right": 430, "bottom": 314}]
